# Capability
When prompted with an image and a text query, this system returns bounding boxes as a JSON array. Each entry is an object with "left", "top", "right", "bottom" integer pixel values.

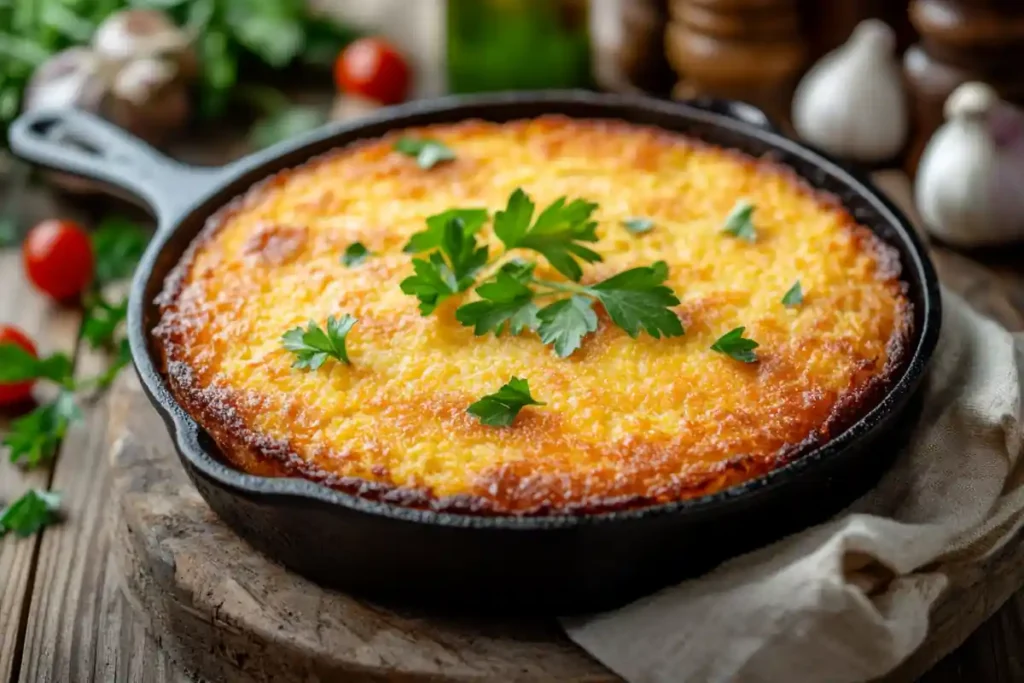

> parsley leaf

[
  {"left": 711, "top": 326, "right": 760, "bottom": 363},
  {"left": 455, "top": 263, "right": 540, "bottom": 336},
  {"left": 537, "top": 295, "right": 598, "bottom": 358},
  {"left": 0, "top": 489, "right": 61, "bottom": 538},
  {"left": 622, "top": 217, "right": 654, "bottom": 234},
  {"left": 782, "top": 280, "right": 804, "bottom": 308},
  {"left": 404, "top": 208, "right": 489, "bottom": 254},
  {"left": 0, "top": 343, "right": 73, "bottom": 386},
  {"left": 91, "top": 218, "right": 150, "bottom": 285},
  {"left": 591, "top": 261, "right": 684, "bottom": 339},
  {"left": 493, "top": 189, "right": 601, "bottom": 282},
  {"left": 393, "top": 137, "right": 456, "bottom": 169},
  {"left": 80, "top": 293, "right": 128, "bottom": 350},
  {"left": 4, "top": 392, "right": 80, "bottom": 467},
  {"left": 401, "top": 254, "right": 461, "bottom": 315},
  {"left": 722, "top": 200, "right": 757, "bottom": 242},
  {"left": 87, "top": 339, "right": 132, "bottom": 391},
  {"left": 467, "top": 377, "right": 545, "bottom": 427},
  {"left": 282, "top": 315, "right": 357, "bottom": 370},
  {"left": 342, "top": 242, "right": 370, "bottom": 267},
  {"left": 400, "top": 217, "right": 488, "bottom": 314}
]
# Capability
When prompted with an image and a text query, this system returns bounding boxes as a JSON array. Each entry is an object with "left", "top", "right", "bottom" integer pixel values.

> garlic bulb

[
  {"left": 792, "top": 20, "right": 908, "bottom": 163},
  {"left": 915, "top": 82, "right": 1024, "bottom": 247}
]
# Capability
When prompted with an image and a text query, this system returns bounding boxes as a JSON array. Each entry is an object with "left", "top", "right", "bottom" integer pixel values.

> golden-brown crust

[{"left": 154, "top": 116, "right": 913, "bottom": 516}]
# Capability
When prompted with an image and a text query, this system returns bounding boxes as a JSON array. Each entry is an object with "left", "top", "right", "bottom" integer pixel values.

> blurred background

[{"left": 0, "top": 0, "right": 1022, "bottom": 246}]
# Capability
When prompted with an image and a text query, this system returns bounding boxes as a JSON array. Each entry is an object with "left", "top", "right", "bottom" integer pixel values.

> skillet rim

[{"left": 127, "top": 89, "right": 942, "bottom": 530}]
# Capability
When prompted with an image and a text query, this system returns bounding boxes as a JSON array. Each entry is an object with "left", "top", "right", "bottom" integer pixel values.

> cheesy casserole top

[{"left": 155, "top": 116, "right": 910, "bottom": 515}]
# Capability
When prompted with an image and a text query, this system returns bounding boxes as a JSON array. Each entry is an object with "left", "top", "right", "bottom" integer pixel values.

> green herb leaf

[
  {"left": 493, "top": 189, "right": 601, "bottom": 282},
  {"left": 710, "top": 326, "right": 760, "bottom": 363},
  {"left": 92, "top": 218, "right": 150, "bottom": 285},
  {"left": 87, "top": 338, "right": 132, "bottom": 391},
  {"left": 622, "top": 217, "right": 654, "bottom": 234},
  {"left": 4, "top": 393, "right": 80, "bottom": 468},
  {"left": 250, "top": 106, "right": 325, "bottom": 150},
  {"left": 282, "top": 315, "right": 357, "bottom": 370},
  {"left": 467, "top": 377, "right": 545, "bottom": 427},
  {"left": 342, "top": 242, "right": 370, "bottom": 267},
  {"left": 782, "top": 280, "right": 804, "bottom": 308},
  {"left": 455, "top": 264, "right": 540, "bottom": 336},
  {"left": 590, "top": 261, "right": 684, "bottom": 339},
  {"left": 722, "top": 200, "right": 757, "bottom": 242},
  {"left": 537, "top": 295, "right": 598, "bottom": 358},
  {"left": 404, "top": 208, "right": 489, "bottom": 254},
  {"left": 393, "top": 137, "right": 456, "bottom": 170},
  {"left": 400, "top": 216, "right": 488, "bottom": 314},
  {"left": 80, "top": 293, "right": 128, "bottom": 350},
  {"left": 0, "top": 343, "right": 72, "bottom": 386},
  {"left": 0, "top": 489, "right": 61, "bottom": 538}
]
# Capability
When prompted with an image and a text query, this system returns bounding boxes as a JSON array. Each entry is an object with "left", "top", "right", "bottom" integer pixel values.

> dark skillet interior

[{"left": 124, "top": 92, "right": 939, "bottom": 614}]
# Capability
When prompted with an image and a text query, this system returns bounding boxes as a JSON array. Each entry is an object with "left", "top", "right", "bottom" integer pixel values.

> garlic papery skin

[
  {"left": 792, "top": 19, "right": 908, "bottom": 163},
  {"left": 915, "top": 82, "right": 1024, "bottom": 247}
]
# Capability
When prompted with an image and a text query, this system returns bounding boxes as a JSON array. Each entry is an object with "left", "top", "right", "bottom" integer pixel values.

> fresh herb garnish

[
  {"left": 711, "top": 327, "right": 760, "bottom": 363},
  {"left": 536, "top": 295, "right": 598, "bottom": 358},
  {"left": 782, "top": 280, "right": 804, "bottom": 308},
  {"left": 406, "top": 189, "right": 684, "bottom": 357},
  {"left": 492, "top": 189, "right": 601, "bottom": 282},
  {"left": 282, "top": 315, "right": 357, "bottom": 369},
  {"left": 80, "top": 293, "right": 129, "bottom": 350},
  {"left": 400, "top": 216, "right": 489, "bottom": 314},
  {"left": 722, "top": 200, "right": 757, "bottom": 242},
  {"left": 4, "top": 392, "right": 80, "bottom": 467},
  {"left": 0, "top": 489, "right": 61, "bottom": 538},
  {"left": 0, "top": 344, "right": 73, "bottom": 387},
  {"left": 91, "top": 218, "right": 151, "bottom": 286},
  {"left": 467, "top": 377, "right": 545, "bottom": 427},
  {"left": 622, "top": 217, "right": 654, "bottom": 234},
  {"left": 404, "top": 208, "right": 489, "bottom": 254},
  {"left": 393, "top": 137, "right": 456, "bottom": 170},
  {"left": 342, "top": 242, "right": 371, "bottom": 267}
]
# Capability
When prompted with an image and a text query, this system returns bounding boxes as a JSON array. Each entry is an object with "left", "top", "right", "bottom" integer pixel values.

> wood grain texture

[{"left": 0, "top": 181, "right": 89, "bottom": 683}]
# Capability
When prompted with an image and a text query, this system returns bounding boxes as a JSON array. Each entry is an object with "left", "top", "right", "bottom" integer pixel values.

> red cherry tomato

[
  {"left": 334, "top": 37, "right": 411, "bottom": 105},
  {"left": 0, "top": 325, "right": 38, "bottom": 406},
  {"left": 23, "top": 219, "right": 94, "bottom": 302}
]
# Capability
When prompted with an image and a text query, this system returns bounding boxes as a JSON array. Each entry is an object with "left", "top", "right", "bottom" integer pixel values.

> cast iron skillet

[{"left": 9, "top": 92, "right": 941, "bottom": 615}]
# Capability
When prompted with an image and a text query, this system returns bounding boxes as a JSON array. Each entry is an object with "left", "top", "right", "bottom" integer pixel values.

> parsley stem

[{"left": 531, "top": 279, "right": 594, "bottom": 297}]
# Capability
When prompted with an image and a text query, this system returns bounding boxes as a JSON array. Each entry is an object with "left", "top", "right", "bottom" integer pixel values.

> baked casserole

[{"left": 154, "top": 116, "right": 911, "bottom": 515}]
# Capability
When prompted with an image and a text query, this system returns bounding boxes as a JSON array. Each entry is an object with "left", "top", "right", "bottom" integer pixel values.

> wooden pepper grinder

[
  {"left": 904, "top": 0, "right": 1024, "bottom": 173},
  {"left": 666, "top": 0, "right": 807, "bottom": 125}
]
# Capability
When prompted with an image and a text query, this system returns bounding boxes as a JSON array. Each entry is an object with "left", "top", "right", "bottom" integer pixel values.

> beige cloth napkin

[{"left": 563, "top": 289, "right": 1024, "bottom": 683}]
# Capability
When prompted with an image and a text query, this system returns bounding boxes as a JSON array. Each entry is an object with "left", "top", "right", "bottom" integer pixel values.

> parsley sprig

[
  {"left": 1, "top": 217, "right": 149, "bottom": 472},
  {"left": 393, "top": 137, "right": 456, "bottom": 170},
  {"left": 0, "top": 489, "right": 61, "bottom": 538},
  {"left": 467, "top": 377, "right": 544, "bottom": 426},
  {"left": 406, "top": 189, "right": 685, "bottom": 357},
  {"left": 283, "top": 315, "right": 358, "bottom": 369},
  {"left": 711, "top": 327, "right": 760, "bottom": 363}
]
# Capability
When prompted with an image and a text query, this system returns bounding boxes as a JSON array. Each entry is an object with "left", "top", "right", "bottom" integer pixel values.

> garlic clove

[
  {"left": 111, "top": 57, "right": 178, "bottom": 105},
  {"left": 792, "top": 19, "right": 908, "bottom": 163},
  {"left": 23, "top": 47, "right": 110, "bottom": 113},
  {"left": 914, "top": 81, "right": 1022, "bottom": 247}
]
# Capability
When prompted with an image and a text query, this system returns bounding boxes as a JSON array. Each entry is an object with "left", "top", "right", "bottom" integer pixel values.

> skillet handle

[
  {"left": 683, "top": 97, "right": 781, "bottom": 134},
  {"left": 8, "top": 107, "right": 227, "bottom": 226}
]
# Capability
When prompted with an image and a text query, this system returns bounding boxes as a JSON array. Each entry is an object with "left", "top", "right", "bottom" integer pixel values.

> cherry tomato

[
  {"left": 23, "top": 219, "right": 94, "bottom": 302},
  {"left": 0, "top": 325, "right": 38, "bottom": 406},
  {"left": 334, "top": 37, "right": 411, "bottom": 105}
]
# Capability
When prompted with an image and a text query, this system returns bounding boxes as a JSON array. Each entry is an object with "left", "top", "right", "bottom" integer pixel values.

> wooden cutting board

[{"left": 107, "top": 173, "right": 1024, "bottom": 683}]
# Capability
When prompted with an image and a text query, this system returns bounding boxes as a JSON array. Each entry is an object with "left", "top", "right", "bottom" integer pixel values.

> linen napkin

[{"left": 563, "top": 289, "right": 1024, "bottom": 683}]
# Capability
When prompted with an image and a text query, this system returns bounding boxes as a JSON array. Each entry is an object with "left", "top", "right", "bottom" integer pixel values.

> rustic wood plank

[{"left": 0, "top": 185, "right": 89, "bottom": 683}]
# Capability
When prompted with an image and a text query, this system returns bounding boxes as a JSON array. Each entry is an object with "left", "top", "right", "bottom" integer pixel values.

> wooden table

[{"left": 0, "top": 165, "right": 1022, "bottom": 682}]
